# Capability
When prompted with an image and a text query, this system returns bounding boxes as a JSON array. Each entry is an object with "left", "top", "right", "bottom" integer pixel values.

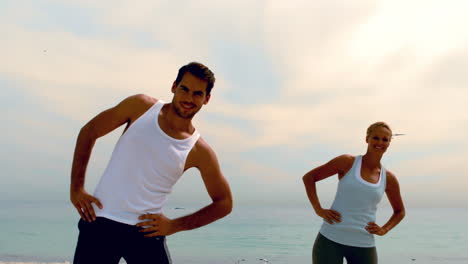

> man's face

[{"left": 171, "top": 72, "right": 210, "bottom": 119}]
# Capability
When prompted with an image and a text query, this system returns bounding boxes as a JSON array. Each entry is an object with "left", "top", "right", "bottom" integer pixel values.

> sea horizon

[{"left": 1, "top": 200, "right": 467, "bottom": 263}]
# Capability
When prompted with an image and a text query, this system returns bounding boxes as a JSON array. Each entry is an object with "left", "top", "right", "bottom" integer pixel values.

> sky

[{"left": 1, "top": 0, "right": 467, "bottom": 209}]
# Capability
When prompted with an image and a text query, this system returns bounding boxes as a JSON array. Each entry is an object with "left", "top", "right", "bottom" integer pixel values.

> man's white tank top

[
  {"left": 93, "top": 100, "right": 200, "bottom": 225},
  {"left": 319, "top": 155, "right": 387, "bottom": 247}
]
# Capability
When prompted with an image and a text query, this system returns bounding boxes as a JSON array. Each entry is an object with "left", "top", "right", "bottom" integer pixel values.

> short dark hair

[{"left": 175, "top": 62, "right": 215, "bottom": 95}]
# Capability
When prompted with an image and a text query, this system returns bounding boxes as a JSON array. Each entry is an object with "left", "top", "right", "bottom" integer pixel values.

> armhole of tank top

[
  {"left": 341, "top": 155, "right": 359, "bottom": 180},
  {"left": 381, "top": 166, "right": 387, "bottom": 189},
  {"left": 153, "top": 100, "right": 165, "bottom": 115},
  {"left": 181, "top": 133, "right": 201, "bottom": 171},
  {"left": 129, "top": 100, "right": 163, "bottom": 128},
  {"left": 188, "top": 133, "right": 201, "bottom": 153}
]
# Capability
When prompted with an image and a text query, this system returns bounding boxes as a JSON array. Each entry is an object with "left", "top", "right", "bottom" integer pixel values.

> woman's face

[{"left": 366, "top": 126, "right": 392, "bottom": 154}]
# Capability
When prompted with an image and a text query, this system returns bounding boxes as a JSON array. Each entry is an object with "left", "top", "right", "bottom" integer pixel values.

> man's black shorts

[{"left": 73, "top": 217, "right": 171, "bottom": 264}]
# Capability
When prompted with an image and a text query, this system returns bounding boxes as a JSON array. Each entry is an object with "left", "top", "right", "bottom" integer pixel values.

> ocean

[{"left": 0, "top": 200, "right": 467, "bottom": 264}]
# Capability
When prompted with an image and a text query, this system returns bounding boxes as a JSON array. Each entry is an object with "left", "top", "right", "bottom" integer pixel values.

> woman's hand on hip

[
  {"left": 366, "top": 222, "right": 388, "bottom": 236},
  {"left": 317, "top": 209, "right": 342, "bottom": 224}
]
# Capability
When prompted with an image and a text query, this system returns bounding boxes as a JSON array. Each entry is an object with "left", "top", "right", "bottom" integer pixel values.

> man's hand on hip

[
  {"left": 70, "top": 188, "right": 102, "bottom": 222},
  {"left": 136, "top": 213, "right": 179, "bottom": 237}
]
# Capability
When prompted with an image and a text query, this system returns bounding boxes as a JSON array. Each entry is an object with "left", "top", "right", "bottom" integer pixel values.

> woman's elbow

[
  {"left": 395, "top": 208, "right": 406, "bottom": 219},
  {"left": 302, "top": 173, "right": 316, "bottom": 185}
]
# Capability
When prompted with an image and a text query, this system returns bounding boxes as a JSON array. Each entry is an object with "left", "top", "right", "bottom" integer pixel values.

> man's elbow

[
  {"left": 224, "top": 196, "right": 233, "bottom": 216},
  {"left": 217, "top": 196, "right": 233, "bottom": 217},
  {"left": 79, "top": 122, "right": 102, "bottom": 143},
  {"left": 79, "top": 123, "right": 95, "bottom": 139}
]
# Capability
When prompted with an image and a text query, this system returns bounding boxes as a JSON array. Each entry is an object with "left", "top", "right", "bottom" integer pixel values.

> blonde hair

[{"left": 366, "top": 121, "right": 392, "bottom": 138}]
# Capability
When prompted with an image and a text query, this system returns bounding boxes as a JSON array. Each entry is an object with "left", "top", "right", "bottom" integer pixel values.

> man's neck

[{"left": 162, "top": 103, "right": 195, "bottom": 134}]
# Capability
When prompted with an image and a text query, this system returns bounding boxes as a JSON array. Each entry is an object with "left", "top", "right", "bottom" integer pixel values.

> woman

[{"left": 302, "top": 122, "right": 405, "bottom": 264}]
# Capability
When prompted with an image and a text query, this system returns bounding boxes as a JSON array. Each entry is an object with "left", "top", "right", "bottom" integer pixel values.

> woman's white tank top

[{"left": 319, "top": 155, "right": 387, "bottom": 247}]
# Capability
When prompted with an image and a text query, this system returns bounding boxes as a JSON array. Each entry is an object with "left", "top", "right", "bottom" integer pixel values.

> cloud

[
  {"left": 1, "top": 0, "right": 468, "bottom": 207},
  {"left": 200, "top": 0, "right": 468, "bottom": 153},
  {"left": 1, "top": 25, "right": 180, "bottom": 120},
  {"left": 5, "top": 0, "right": 466, "bottom": 149}
]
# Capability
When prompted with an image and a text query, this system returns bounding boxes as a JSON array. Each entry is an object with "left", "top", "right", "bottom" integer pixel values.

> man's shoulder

[
  {"left": 184, "top": 137, "right": 219, "bottom": 170},
  {"left": 120, "top": 94, "right": 158, "bottom": 113},
  {"left": 115, "top": 94, "right": 159, "bottom": 121},
  {"left": 190, "top": 137, "right": 218, "bottom": 163},
  {"left": 126, "top": 94, "right": 158, "bottom": 106},
  {"left": 192, "top": 137, "right": 212, "bottom": 154}
]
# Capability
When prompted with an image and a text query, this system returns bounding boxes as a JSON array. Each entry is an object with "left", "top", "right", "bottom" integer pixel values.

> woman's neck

[{"left": 362, "top": 153, "right": 382, "bottom": 169}]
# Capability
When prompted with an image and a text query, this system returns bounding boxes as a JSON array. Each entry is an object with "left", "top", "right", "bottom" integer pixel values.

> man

[{"left": 70, "top": 62, "right": 233, "bottom": 263}]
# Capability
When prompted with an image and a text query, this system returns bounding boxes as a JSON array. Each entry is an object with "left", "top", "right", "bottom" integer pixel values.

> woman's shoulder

[
  {"left": 333, "top": 154, "right": 356, "bottom": 165},
  {"left": 332, "top": 154, "right": 356, "bottom": 175},
  {"left": 384, "top": 169, "right": 402, "bottom": 192},
  {"left": 385, "top": 169, "right": 397, "bottom": 181}
]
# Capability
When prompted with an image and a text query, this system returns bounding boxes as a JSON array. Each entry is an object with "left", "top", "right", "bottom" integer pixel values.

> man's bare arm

[
  {"left": 70, "top": 94, "right": 156, "bottom": 222},
  {"left": 137, "top": 138, "right": 233, "bottom": 236}
]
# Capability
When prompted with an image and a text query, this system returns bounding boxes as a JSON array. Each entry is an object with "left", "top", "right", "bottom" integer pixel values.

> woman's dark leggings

[{"left": 313, "top": 233, "right": 378, "bottom": 264}]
